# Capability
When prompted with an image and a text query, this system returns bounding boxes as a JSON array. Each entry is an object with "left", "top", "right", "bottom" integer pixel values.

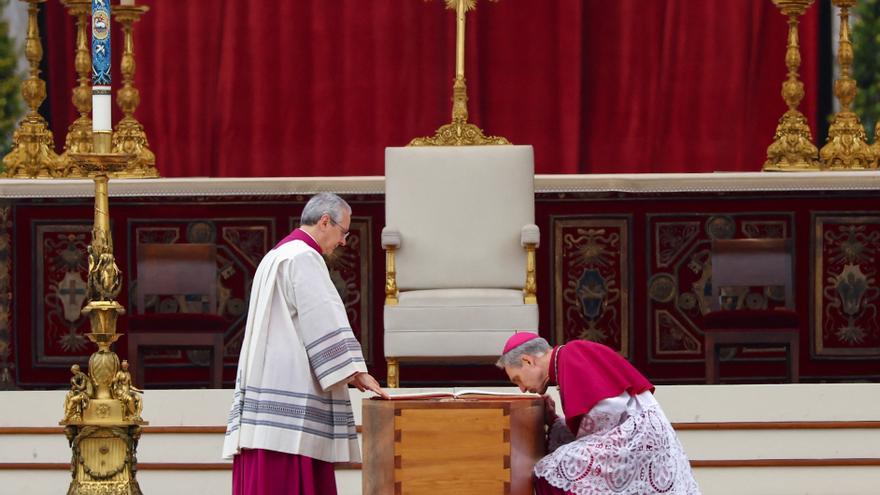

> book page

[
  {"left": 453, "top": 389, "right": 540, "bottom": 399},
  {"left": 376, "top": 389, "right": 540, "bottom": 400},
  {"left": 378, "top": 391, "right": 455, "bottom": 400}
]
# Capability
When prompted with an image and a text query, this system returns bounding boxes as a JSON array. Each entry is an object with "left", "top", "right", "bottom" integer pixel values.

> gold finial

[
  {"left": 409, "top": 0, "right": 510, "bottom": 146},
  {"left": 2, "top": 0, "right": 62, "bottom": 178},
  {"left": 112, "top": 4, "right": 159, "bottom": 178},
  {"left": 764, "top": 0, "right": 819, "bottom": 171},
  {"left": 819, "top": 0, "right": 876, "bottom": 169}
]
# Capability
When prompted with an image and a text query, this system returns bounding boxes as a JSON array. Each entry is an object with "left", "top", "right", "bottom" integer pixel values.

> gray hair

[
  {"left": 300, "top": 193, "right": 352, "bottom": 226},
  {"left": 495, "top": 337, "right": 551, "bottom": 369}
]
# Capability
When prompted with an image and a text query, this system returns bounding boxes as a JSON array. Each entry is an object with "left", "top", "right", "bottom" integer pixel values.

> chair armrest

[
  {"left": 382, "top": 227, "right": 400, "bottom": 305},
  {"left": 382, "top": 227, "right": 401, "bottom": 249},
  {"left": 521, "top": 224, "right": 540, "bottom": 248}
]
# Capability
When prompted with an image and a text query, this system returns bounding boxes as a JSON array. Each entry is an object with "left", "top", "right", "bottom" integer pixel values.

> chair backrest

[
  {"left": 385, "top": 145, "right": 535, "bottom": 290},
  {"left": 710, "top": 238, "right": 794, "bottom": 311},
  {"left": 135, "top": 243, "right": 217, "bottom": 314}
]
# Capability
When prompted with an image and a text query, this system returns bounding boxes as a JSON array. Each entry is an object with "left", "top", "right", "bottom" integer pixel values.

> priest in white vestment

[{"left": 223, "top": 193, "right": 387, "bottom": 495}]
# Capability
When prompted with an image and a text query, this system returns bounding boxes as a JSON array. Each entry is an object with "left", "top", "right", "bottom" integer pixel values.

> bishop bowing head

[{"left": 496, "top": 332, "right": 552, "bottom": 395}]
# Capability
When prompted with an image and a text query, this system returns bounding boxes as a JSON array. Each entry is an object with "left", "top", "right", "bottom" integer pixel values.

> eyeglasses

[{"left": 329, "top": 218, "right": 350, "bottom": 241}]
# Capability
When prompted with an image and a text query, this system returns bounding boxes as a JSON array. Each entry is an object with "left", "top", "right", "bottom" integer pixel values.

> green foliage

[{"left": 853, "top": 0, "right": 880, "bottom": 141}]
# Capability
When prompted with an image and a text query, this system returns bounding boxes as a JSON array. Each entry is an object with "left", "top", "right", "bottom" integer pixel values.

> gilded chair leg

[{"left": 387, "top": 358, "right": 399, "bottom": 388}]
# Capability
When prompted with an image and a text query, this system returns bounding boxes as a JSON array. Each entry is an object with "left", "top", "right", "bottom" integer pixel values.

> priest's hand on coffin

[{"left": 347, "top": 372, "right": 390, "bottom": 399}]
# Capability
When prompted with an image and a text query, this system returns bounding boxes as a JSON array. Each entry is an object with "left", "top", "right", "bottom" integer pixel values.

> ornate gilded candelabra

[
  {"left": 112, "top": 3, "right": 158, "bottom": 178},
  {"left": 59, "top": 1, "right": 147, "bottom": 492},
  {"left": 409, "top": 0, "right": 509, "bottom": 146},
  {"left": 2, "top": 0, "right": 61, "bottom": 178},
  {"left": 59, "top": 0, "right": 94, "bottom": 177},
  {"left": 62, "top": 142, "right": 145, "bottom": 495},
  {"left": 764, "top": 0, "right": 819, "bottom": 171},
  {"left": 819, "top": 0, "right": 876, "bottom": 169}
]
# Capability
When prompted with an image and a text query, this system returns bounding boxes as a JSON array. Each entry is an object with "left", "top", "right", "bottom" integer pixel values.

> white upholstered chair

[{"left": 382, "top": 145, "right": 540, "bottom": 386}]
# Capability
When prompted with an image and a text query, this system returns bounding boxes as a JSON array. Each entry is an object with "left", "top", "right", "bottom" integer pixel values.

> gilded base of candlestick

[
  {"left": 2, "top": 115, "right": 62, "bottom": 178},
  {"left": 409, "top": 121, "right": 511, "bottom": 146},
  {"left": 59, "top": 115, "right": 92, "bottom": 178},
  {"left": 63, "top": 423, "right": 144, "bottom": 495},
  {"left": 62, "top": 320, "right": 147, "bottom": 494},
  {"left": 112, "top": 117, "right": 158, "bottom": 178},
  {"left": 819, "top": 111, "right": 876, "bottom": 170},
  {"left": 763, "top": 109, "right": 819, "bottom": 171},
  {"left": 61, "top": 346, "right": 147, "bottom": 495}
]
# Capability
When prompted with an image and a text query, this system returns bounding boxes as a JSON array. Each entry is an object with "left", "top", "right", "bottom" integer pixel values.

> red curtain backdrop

[{"left": 42, "top": 0, "right": 820, "bottom": 177}]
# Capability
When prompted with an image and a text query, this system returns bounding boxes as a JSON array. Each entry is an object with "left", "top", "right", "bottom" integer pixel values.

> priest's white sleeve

[{"left": 289, "top": 250, "right": 367, "bottom": 391}]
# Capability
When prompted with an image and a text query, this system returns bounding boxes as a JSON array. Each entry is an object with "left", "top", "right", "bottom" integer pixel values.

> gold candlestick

[
  {"left": 2, "top": 0, "right": 61, "bottom": 178},
  {"left": 764, "top": 0, "right": 819, "bottom": 171},
  {"left": 819, "top": 0, "right": 876, "bottom": 169},
  {"left": 62, "top": 141, "right": 146, "bottom": 495},
  {"left": 409, "top": 0, "right": 510, "bottom": 146},
  {"left": 58, "top": 0, "right": 93, "bottom": 178},
  {"left": 112, "top": 3, "right": 158, "bottom": 178}
]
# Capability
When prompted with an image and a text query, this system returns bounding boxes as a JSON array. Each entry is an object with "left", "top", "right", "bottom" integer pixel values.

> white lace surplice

[{"left": 535, "top": 391, "right": 701, "bottom": 495}]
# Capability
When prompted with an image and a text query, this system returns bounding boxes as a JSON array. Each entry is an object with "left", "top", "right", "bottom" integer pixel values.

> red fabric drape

[{"left": 42, "top": 0, "right": 819, "bottom": 177}]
